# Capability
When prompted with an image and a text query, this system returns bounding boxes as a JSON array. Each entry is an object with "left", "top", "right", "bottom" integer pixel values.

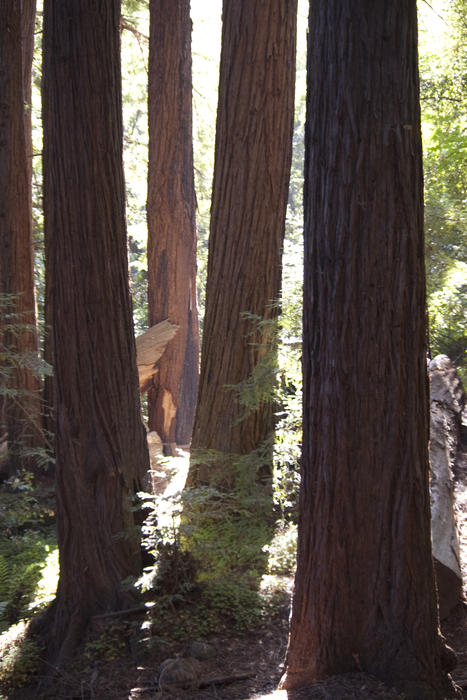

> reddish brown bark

[
  {"left": 147, "top": 0, "right": 199, "bottom": 455},
  {"left": 40, "top": 0, "right": 149, "bottom": 662},
  {"left": 186, "top": 0, "right": 297, "bottom": 488},
  {"left": 282, "top": 2, "right": 459, "bottom": 697},
  {"left": 0, "top": 0, "right": 41, "bottom": 474}
]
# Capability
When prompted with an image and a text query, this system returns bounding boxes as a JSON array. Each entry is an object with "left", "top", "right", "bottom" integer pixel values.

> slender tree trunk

[
  {"left": 282, "top": 3, "right": 459, "bottom": 697},
  {"left": 147, "top": 0, "right": 199, "bottom": 455},
  {"left": 0, "top": 0, "right": 40, "bottom": 475},
  {"left": 39, "top": 0, "right": 149, "bottom": 663},
  {"left": 22, "top": 0, "right": 36, "bottom": 189},
  {"left": 186, "top": 0, "right": 297, "bottom": 489}
]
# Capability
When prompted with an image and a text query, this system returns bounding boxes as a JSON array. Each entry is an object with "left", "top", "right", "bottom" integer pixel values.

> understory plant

[
  {"left": 0, "top": 294, "right": 54, "bottom": 474},
  {"left": 136, "top": 306, "right": 302, "bottom": 638}
]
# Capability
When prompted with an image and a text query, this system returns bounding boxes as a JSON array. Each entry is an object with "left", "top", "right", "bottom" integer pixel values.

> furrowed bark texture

[
  {"left": 283, "top": 2, "right": 458, "bottom": 698},
  {"left": 187, "top": 0, "right": 297, "bottom": 487},
  {"left": 41, "top": 0, "right": 149, "bottom": 662},
  {"left": 147, "top": 0, "right": 199, "bottom": 454},
  {"left": 0, "top": 0, "right": 41, "bottom": 473}
]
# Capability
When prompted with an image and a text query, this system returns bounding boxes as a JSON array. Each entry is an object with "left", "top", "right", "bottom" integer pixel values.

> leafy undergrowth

[
  {"left": 1, "top": 451, "right": 466, "bottom": 699},
  {"left": 1, "top": 583, "right": 292, "bottom": 700},
  {"left": 0, "top": 473, "right": 57, "bottom": 696},
  {"left": 0, "top": 565, "right": 293, "bottom": 699},
  {"left": 0, "top": 457, "right": 298, "bottom": 699}
]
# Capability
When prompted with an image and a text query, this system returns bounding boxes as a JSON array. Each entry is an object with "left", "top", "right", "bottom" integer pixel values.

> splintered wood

[{"left": 136, "top": 320, "right": 178, "bottom": 393}]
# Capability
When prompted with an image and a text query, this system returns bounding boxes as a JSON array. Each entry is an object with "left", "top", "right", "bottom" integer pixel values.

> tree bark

[
  {"left": 147, "top": 0, "right": 199, "bottom": 455},
  {"left": 282, "top": 2, "right": 459, "bottom": 698},
  {"left": 186, "top": 0, "right": 297, "bottom": 489},
  {"left": 0, "top": 0, "right": 41, "bottom": 475},
  {"left": 40, "top": 0, "right": 149, "bottom": 663}
]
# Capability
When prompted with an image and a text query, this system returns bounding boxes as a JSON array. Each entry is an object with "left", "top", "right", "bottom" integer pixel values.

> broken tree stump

[{"left": 136, "top": 320, "right": 178, "bottom": 394}]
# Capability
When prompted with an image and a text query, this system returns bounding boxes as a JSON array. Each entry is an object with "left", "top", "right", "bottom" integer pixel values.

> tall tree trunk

[
  {"left": 0, "top": 0, "right": 41, "bottom": 475},
  {"left": 186, "top": 0, "right": 297, "bottom": 489},
  {"left": 40, "top": 0, "right": 149, "bottom": 663},
  {"left": 282, "top": 2, "right": 459, "bottom": 697},
  {"left": 147, "top": 0, "right": 199, "bottom": 455},
  {"left": 22, "top": 0, "right": 36, "bottom": 189}
]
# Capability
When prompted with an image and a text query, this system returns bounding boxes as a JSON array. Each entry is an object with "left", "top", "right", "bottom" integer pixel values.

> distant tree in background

[
  {"left": 39, "top": 0, "right": 149, "bottom": 662},
  {"left": 282, "top": 2, "right": 459, "bottom": 697},
  {"left": 21, "top": 0, "right": 36, "bottom": 205},
  {"left": 422, "top": 0, "right": 467, "bottom": 294},
  {"left": 147, "top": 0, "right": 199, "bottom": 455},
  {"left": 186, "top": 0, "right": 297, "bottom": 489},
  {"left": 0, "top": 0, "right": 41, "bottom": 475}
]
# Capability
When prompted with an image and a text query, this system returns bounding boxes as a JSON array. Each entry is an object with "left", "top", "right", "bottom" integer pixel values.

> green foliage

[
  {"left": 0, "top": 295, "right": 52, "bottom": 382},
  {"left": 263, "top": 521, "right": 298, "bottom": 576},
  {"left": 182, "top": 486, "right": 272, "bottom": 584},
  {"left": 0, "top": 294, "right": 54, "bottom": 472},
  {"left": 137, "top": 462, "right": 285, "bottom": 640},
  {"left": 224, "top": 311, "right": 280, "bottom": 423},
  {"left": 198, "top": 579, "right": 265, "bottom": 632},
  {"left": 84, "top": 621, "right": 129, "bottom": 663},
  {"left": 0, "top": 470, "right": 56, "bottom": 693},
  {"left": 0, "top": 532, "right": 56, "bottom": 634},
  {"left": 0, "top": 472, "right": 54, "bottom": 533},
  {"left": 0, "top": 623, "right": 43, "bottom": 693},
  {"left": 138, "top": 487, "right": 198, "bottom": 603},
  {"left": 420, "top": 1, "right": 467, "bottom": 379},
  {"left": 274, "top": 303, "right": 302, "bottom": 518},
  {"left": 191, "top": 2, "right": 222, "bottom": 324},
  {"left": 143, "top": 583, "right": 266, "bottom": 641},
  {"left": 128, "top": 236, "right": 148, "bottom": 335},
  {"left": 428, "top": 261, "right": 467, "bottom": 380},
  {"left": 122, "top": 0, "right": 146, "bottom": 16},
  {"left": 0, "top": 474, "right": 57, "bottom": 634},
  {"left": 120, "top": 3, "right": 149, "bottom": 332},
  {"left": 140, "top": 478, "right": 272, "bottom": 599}
]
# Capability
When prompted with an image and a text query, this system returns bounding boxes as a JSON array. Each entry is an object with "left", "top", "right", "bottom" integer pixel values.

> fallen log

[
  {"left": 428, "top": 355, "right": 464, "bottom": 618},
  {"left": 136, "top": 320, "right": 178, "bottom": 394}
]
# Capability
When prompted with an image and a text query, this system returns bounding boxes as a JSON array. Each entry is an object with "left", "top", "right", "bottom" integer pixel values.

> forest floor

[{"left": 4, "top": 443, "right": 467, "bottom": 700}]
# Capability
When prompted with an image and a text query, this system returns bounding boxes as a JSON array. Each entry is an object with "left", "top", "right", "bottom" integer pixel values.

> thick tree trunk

[
  {"left": 186, "top": 0, "right": 297, "bottom": 488},
  {"left": 282, "top": 3, "right": 458, "bottom": 698},
  {"left": 40, "top": 0, "right": 149, "bottom": 663},
  {"left": 0, "top": 0, "right": 41, "bottom": 475},
  {"left": 147, "top": 0, "right": 199, "bottom": 455}
]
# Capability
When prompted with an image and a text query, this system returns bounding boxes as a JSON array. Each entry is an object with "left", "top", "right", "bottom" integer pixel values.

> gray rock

[
  {"left": 428, "top": 355, "right": 464, "bottom": 618},
  {"left": 189, "top": 640, "right": 216, "bottom": 660},
  {"left": 158, "top": 657, "right": 201, "bottom": 691}
]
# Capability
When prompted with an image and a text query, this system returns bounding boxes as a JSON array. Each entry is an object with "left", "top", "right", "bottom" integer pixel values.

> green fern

[{"left": 0, "top": 555, "right": 9, "bottom": 601}]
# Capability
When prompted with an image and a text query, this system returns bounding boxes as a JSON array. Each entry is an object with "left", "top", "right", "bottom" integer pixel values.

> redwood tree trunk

[
  {"left": 0, "top": 0, "right": 41, "bottom": 474},
  {"left": 40, "top": 0, "right": 149, "bottom": 662},
  {"left": 282, "top": 2, "right": 458, "bottom": 697},
  {"left": 186, "top": 0, "right": 297, "bottom": 488},
  {"left": 147, "top": 0, "right": 199, "bottom": 455}
]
